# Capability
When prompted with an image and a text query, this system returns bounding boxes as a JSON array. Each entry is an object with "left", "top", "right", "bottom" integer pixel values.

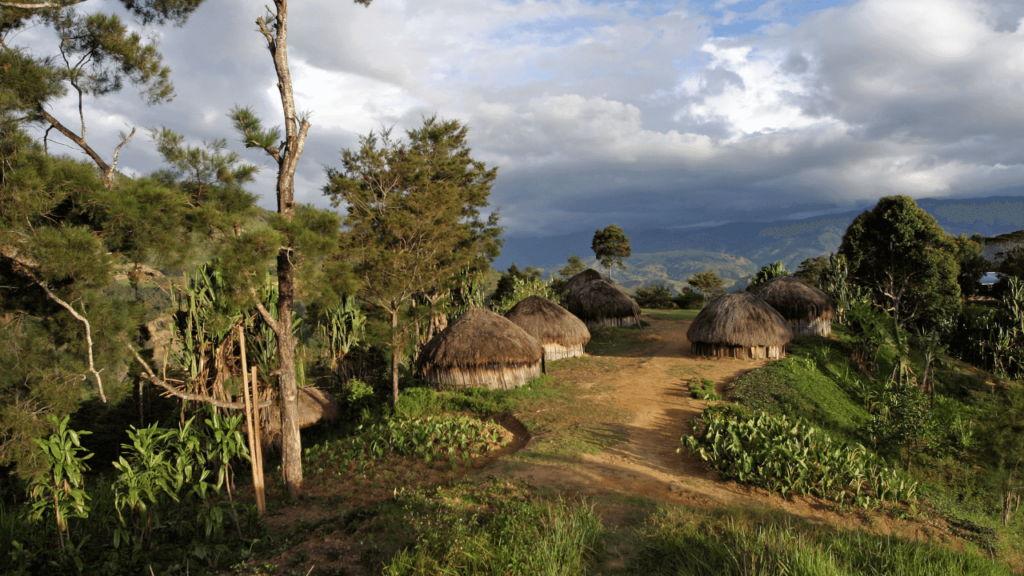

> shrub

[{"left": 634, "top": 283, "right": 675, "bottom": 309}]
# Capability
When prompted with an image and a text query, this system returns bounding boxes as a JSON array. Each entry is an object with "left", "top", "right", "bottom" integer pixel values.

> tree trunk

[
  {"left": 277, "top": 250, "right": 302, "bottom": 499},
  {"left": 391, "top": 307, "right": 400, "bottom": 407}
]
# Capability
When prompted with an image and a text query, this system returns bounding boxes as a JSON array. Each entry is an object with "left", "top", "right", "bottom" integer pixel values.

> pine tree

[{"left": 324, "top": 116, "right": 500, "bottom": 407}]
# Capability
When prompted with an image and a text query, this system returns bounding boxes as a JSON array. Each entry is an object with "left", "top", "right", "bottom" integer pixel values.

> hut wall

[
  {"left": 585, "top": 316, "right": 640, "bottom": 330},
  {"left": 690, "top": 341, "right": 785, "bottom": 360},
  {"left": 541, "top": 343, "right": 586, "bottom": 362},
  {"left": 422, "top": 362, "right": 541, "bottom": 390},
  {"left": 788, "top": 318, "right": 832, "bottom": 338}
]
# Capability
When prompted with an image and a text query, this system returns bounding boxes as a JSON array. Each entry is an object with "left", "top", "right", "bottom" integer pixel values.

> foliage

[
  {"left": 557, "top": 254, "right": 588, "bottom": 279},
  {"left": 864, "top": 382, "right": 934, "bottom": 470},
  {"left": 634, "top": 282, "right": 675, "bottom": 309},
  {"left": 312, "top": 295, "right": 366, "bottom": 381},
  {"left": 688, "top": 378, "right": 720, "bottom": 401},
  {"left": 26, "top": 415, "right": 93, "bottom": 559},
  {"left": 491, "top": 262, "right": 543, "bottom": 305},
  {"left": 686, "top": 269, "right": 725, "bottom": 307},
  {"left": 682, "top": 406, "right": 918, "bottom": 507},
  {"left": 954, "top": 233, "right": 990, "bottom": 299},
  {"left": 591, "top": 224, "right": 631, "bottom": 279},
  {"left": 302, "top": 415, "right": 506, "bottom": 475},
  {"left": 382, "top": 492, "right": 601, "bottom": 576},
  {"left": 632, "top": 506, "right": 1012, "bottom": 576},
  {"left": 819, "top": 252, "right": 869, "bottom": 313},
  {"left": 984, "top": 387, "right": 1024, "bottom": 526},
  {"left": 747, "top": 260, "right": 788, "bottom": 290},
  {"left": 323, "top": 116, "right": 501, "bottom": 405},
  {"left": 671, "top": 287, "right": 704, "bottom": 309},
  {"left": 793, "top": 255, "right": 830, "bottom": 290},
  {"left": 839, "top": 195, "right": 961, "bottom": 330},
  {"left": 491, "top": 275, "right": 562, "bottom": 315}
]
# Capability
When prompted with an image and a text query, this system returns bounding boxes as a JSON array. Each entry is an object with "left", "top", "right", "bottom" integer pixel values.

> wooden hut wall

[
  {"left": 585, "top": 316, "right": 640, "bottom": 330},
  {"left": 788, "top": 318, "right": 832, "bottom": 338},
  {"left": 422, "top": 362, "right": 541, "bottom": 390},
  {"left": 541, "top": 342, "right": 586, "bottom": 362},
  {"left": 690, "top": 342, "right": 786, "bottom": 360}
]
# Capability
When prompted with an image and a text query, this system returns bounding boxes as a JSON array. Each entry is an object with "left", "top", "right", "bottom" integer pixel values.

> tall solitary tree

[
  {"left": 592, "top": 224, "right": 631, "bottom": 281},
  {"left": 224, "top": 0, "right": 374, "bottom": 500},
  {"left": 839, "top": 195, "right": 960, "bottom": 329},
  {"left": 323, "top": 116, "right": 499, "bottom": 407}
]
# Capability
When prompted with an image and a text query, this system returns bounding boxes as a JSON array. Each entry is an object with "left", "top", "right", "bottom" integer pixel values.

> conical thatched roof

[
  {"left": 417, "top": 306, "right": 543, "bottom": 389},
  {"left": 561, "top": 269, "right": 612, "bottom": 296},
  {"left": 687, "top": 292, "right": 793, "bottom": 348},
  {"left": 754, "top": 276, "right": 836, "bottom": 322},
  {"left": 505, "top": 296, "right": 590, "bottom": 360},
  {"left": 261, "top": 387, "right": 340, "bottom": 448},
  {"left": 562, "top": 271, "right": 641, "bottom": 329}
]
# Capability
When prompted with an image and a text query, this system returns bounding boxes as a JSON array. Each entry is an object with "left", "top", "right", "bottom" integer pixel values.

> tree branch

[
  {"left": 127, "top": 344, "right": 272, "bottom": 410},
  {"left": 252, "top": 298, "right": 282, "bottom": 336},
  {"left": 37, "top": 109, "right": 112, "bottom": 179},
  {"left": 109, "top": 127, "right": 136, "bottom": 187},
  {"left": 0, "top": 0, "right": 86, "bottom": 7},
  {"left": 37, "top": 283, "right": 106, "bottom": 403}
]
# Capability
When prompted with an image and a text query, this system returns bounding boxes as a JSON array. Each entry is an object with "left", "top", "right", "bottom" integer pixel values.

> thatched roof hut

[
  {"left": 261, "top": 387, "right": 340, "bottom": 448},
  {"left": 561, "top": 269, "right": 612, "bottom": 296},
  {"left": 417, "top": 306, "right": 543, "bottom": 390},
  {"left": 562, "top": 270, "right": 641, "bottom": 330},
  {"left": 687, "top": 292, "right": 793, "bottom": 359},
  {"left": 753, "top": 276, "right": 836, "bottom": 337},
  {"left": 505, "top": 296, "right": 591, "bottom": 361}
]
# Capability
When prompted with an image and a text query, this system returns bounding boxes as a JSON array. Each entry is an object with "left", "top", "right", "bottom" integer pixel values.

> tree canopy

[
  {"left": 323, "top": 116, "right": 500, "bottom": 406},
  {"left": 591, "top": 224, "right": 631, "bottom": 280},
  {"left": 838, "top": 195, "right": 960, "bottom": 329}
]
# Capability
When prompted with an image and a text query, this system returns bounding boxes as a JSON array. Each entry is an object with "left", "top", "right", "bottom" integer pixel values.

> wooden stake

[
  {"left": 239, "top": 327, "right": 266, "bottom": 514},
  {"left": 251, "top": 365, "right": 265, "bottom": 512}
]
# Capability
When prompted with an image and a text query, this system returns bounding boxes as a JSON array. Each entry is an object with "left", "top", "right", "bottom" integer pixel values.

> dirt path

[{"left": 486, "top": 314, "right": 863, "bottom": 528}]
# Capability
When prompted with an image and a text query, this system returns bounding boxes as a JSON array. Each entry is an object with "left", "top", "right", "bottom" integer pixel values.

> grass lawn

[{"left": 641, "top": 308, "right": 700, "bottom": 320}]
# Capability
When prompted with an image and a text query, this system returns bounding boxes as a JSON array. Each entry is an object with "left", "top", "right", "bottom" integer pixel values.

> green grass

[
  {"left": 628, "top": 506, "right": 1012, "bottom": 576},
  {"left": 726, "top": 351, "right": 871, "bottom": 444},
  {"left": 642, "top": 308, "right": 700, "bottom": 320},
  {"left": 688, "top": 377, "right": 721, "bottom": 401},
  {"left": 586, "top": 325, "right": 650, "bottom": 356}
]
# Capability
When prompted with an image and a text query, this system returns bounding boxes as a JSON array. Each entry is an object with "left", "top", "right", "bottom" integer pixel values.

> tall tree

[
  {"left": 839, "top": 195, "right": 960, "bottom": 329},
  {"left": 226, "top": 0, "right": 373, "bottom": 500},
  {"left": 591, "top": 224, "right": 631, "bottom": 281},
  {"left": 324, "top": 116, "right": 499, "bottom": 407},
  {"left": 687, "top": 269, "right": 725, "bottom": 307}
]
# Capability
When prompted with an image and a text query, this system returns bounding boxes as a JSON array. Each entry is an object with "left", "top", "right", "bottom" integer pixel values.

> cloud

[{"left": 14, "top": 0, "right": 1024, "bottom": 240}]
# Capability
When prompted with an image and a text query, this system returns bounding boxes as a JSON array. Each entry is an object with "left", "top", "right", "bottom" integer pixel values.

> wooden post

[
  {"left": 251, "top": 365, "right": 265, "bottom": 510},
  {"left": 239, "top": 328, "right": 266, "bottom": 515}
]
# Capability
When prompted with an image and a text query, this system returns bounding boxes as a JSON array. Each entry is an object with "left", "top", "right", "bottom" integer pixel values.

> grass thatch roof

[
  {"left": 505, "top": 295, "right": 591, "bottom": 349},
  {"left": 261, "top": 387, "right": 340, "bottom": 447},
  {"left": 417, "top": 306, "right": 543, "bottom": 372},
  {"left": 686, "top": 292, "right": 793, "bottom": 347},
  {"left": 753, "top": 276, "right": 836, "bottom": 322},
  {"left": 561, "top": 269, "right": 612, "bottom": 296},
  {"left": 562, "top": 272, "right": 641, "bottom": 327}
]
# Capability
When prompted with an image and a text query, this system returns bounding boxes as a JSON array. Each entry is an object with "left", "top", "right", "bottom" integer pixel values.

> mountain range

[{"left": 493, "top": 195, "right": 1024, "bottom": 292}]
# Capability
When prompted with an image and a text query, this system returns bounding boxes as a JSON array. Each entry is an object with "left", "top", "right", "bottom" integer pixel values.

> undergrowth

[{"left": 630, "top": 506, "right": 1012, "bottom": 575}]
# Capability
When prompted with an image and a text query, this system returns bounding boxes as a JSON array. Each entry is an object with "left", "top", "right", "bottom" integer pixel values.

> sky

[{"left": 17, "top": 0, "right": 1024, "bottom": 240}]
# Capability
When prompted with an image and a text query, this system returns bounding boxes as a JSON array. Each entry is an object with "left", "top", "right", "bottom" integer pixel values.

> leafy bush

[
  {"left": 688, "top": 378, "right": 720, "bottom": 401},
  {"left": 682, "top": 406, "right": 918, "bottom": 507},
  {"left": 634, "top": 283, "right": 675, "bottom": 309},
  {"left": 304, "top": 415, "right": 507, "bottom": 474},
  {"left": 490, "top": 276, "right": 562, "bottom": 315},
  {"left": 672, "top": 287, "right": 704, "bottom": 309}
]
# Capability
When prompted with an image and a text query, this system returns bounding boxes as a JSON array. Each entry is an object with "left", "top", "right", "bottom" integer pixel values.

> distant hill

[{"left": 494, "top": 195, "right": 1024, "bottom": 291}]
